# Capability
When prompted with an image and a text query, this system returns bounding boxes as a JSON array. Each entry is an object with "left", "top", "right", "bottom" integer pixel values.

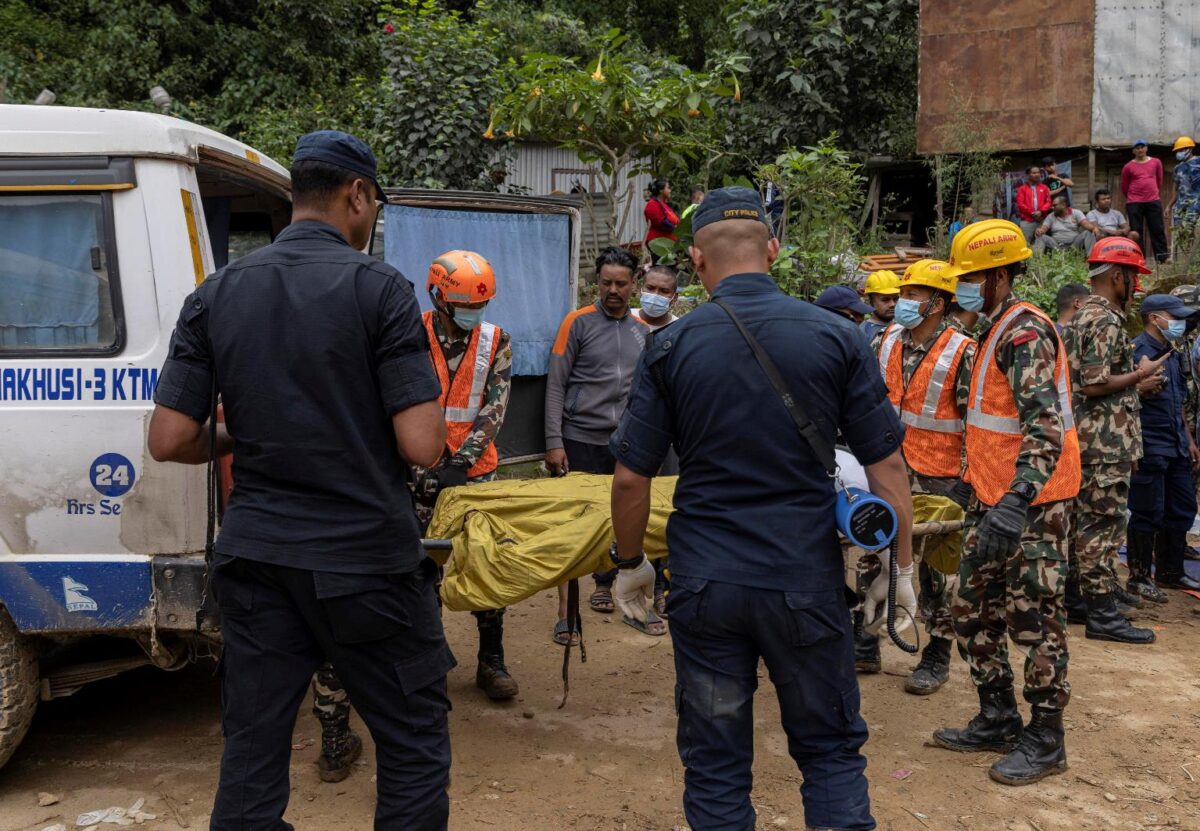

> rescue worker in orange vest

[
  {"left": 931, "top": 219, "right": 1081, "bottom": 786},
  {"left": 418, "top": 250, "right": 518, "bottom": 701},
  {"left": 868, "top": 259, "right": 976, "bottom": 696}
]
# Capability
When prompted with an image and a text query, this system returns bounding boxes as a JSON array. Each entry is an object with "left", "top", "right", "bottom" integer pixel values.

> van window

[{"left": 0, "top": 193, "right": 120, "bottom": 353}]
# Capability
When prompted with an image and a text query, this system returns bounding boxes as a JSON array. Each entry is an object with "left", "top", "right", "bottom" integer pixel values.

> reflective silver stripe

[
  {"left": 445, "top": 323, "right": 497, "bottom": 424},
  {"left": 900, "top": 410, "right": 964, "bottom": 432},
  {"left": 920, "top": 331, "right": 970, "bottom": 419},
  {"left": 878, "top": 324, "right": 903, "bottom": 377},
  {"left": 967, "top": 302, "right": 1074, "bottom": 434},
  {"left": 966, "top": 409, "right": 1021, "bottom": 433}
]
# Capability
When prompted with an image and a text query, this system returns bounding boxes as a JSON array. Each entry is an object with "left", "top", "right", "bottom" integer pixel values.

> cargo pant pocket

[{"left": 395, "top": 643, "right": 457, "bottom": 732}]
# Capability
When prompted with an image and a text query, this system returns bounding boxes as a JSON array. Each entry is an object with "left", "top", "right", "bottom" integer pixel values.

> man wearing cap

[
  {"left": 1121, "top": 140, "right": 1168, "bottom": 263},
  {"left": 931, "top": 219, "right": 1080, "bottom": 786},
  {"left": 148, "top": 130, "right": 455, "bottom": 830},
  {"left": 860, "top": 270, "right": 899, "bottom": 342},
  {"left": 1127, "top": 294, "right": 1200, "bottom": 600},
  {"left": 815, "top": 284, "right": 875, "bottom": 326},
  {"left": 608, "top": 186, "right": 914, "bottom": 831},
  {"left": 867, "top": 259, "right": 976, "bottom": 696},
  {"left": 1060, "top": 239, "right": 1161, "bottom": 645}
]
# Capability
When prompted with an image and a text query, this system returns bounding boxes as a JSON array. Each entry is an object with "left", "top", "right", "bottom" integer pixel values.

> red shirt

[
  {"left": 1014, "top": 182, "right": 1052, "bottom": 222},
  {"left": 1121, "top": 157, "right": 1163, "bottom": 203},
  {"left": 644, "top": 198, "right": 679, "bottom": 242}
]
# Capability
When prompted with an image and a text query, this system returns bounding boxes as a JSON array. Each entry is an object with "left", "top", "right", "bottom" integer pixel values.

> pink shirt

[{"left": 1121, "top": 157, "right": 1163, "bottom": 203}]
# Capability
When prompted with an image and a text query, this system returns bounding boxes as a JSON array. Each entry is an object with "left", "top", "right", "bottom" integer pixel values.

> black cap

[
  {"left": 815, "top": 285, "right": 873, "bottom": 315},
  {"left": 690, "top": 186, "right": 769, "bottom": 233},
  {"left": 293, "top": 130, "right": 383, "bottom": 199},
  {"left": 1142, "top": 293, "right": 1199, "bottom": 317}
]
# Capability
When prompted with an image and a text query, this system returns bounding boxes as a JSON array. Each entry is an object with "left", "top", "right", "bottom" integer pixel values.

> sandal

[
  {"left": 553, "top": 617, "right": 580, "bottom": 646},
  {"left": 589, "top": 587, "right": 615, "bottom": 614},
  {"left": 622, "top": 610, "right": 667, "bottom": 637},
  {"left": 653, "top": 590, "right": 668, "bottom": 618}
]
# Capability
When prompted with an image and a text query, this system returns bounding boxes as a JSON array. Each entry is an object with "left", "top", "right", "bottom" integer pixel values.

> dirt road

[{"left": 2, "top": 589, "right": 1198, "bottom": 831}]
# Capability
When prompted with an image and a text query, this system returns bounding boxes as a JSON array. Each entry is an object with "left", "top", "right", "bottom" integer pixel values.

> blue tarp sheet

[{"left": 383, "top": 205, "right": 572, "bottom": 376}]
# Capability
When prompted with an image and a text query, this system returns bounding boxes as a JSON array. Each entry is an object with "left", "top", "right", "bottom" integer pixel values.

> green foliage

[
  {"left": 491, "top": 29, "right": 746, "bottom": 237},
  {"left": 727, "top": 0, "right": 919, "bottom": 162},
  {"left": 1022, "top": 251, "right": 1091, "bottom": 317},
  {"left": 756, "top": 137, "right": 865, "bottom": 298},
  {"left": 375, "top": 0, "right": 507, "bottom": 189}
]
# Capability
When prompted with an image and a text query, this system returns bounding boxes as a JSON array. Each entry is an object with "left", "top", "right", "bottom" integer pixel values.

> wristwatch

[
  {"left": 1008, "top": 481, "right": 1037, "bottom": 504},
  {"left": 608, "top": 540, "right": 646, "bottom": 569}
]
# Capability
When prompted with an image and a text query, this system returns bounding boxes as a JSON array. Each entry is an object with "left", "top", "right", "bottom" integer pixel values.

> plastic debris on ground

[{"left": 76, "top": 797, "right": 157, "bottom": 826}]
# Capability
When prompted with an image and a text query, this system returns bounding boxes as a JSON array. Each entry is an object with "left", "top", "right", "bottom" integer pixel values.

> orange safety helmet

[
  {"left": 427, "top": 250, "right": 497, "bottom": 304},
  {"left": 1087, "top": 237, "right": 1152, "bottom": 275}
]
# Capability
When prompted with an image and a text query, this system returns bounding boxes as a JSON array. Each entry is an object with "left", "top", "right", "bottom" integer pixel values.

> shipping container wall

[
  {"left": 1092, "top": 0, "right": 1200, "bottom": 146},
  {"left": 499, "top": 142, "right": 653, "bottom": 244}
]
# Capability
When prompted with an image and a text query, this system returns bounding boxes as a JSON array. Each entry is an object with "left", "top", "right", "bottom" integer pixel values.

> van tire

[{"left": 0, "top": 608, "right": 38, "bottom": 768}]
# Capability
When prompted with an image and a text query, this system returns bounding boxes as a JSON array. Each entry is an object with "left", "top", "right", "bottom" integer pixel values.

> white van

[{"left": 0, "top": 105, "right": 291, "bottom": 765}]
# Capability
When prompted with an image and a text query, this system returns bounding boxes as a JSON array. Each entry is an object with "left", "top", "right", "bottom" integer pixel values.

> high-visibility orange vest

[
  {"left": 878, "top": 323, "right": 973, "bottom": 479},
  {"left": 423, "top": 311, "right": 502, "bottom": 478},
  {"left": 964, "top": 301, "right": 1081, "bottom": 507}
]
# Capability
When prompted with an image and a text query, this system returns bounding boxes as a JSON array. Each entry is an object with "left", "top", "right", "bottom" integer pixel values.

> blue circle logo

[{"left": 90, "top": 453, "right": 136, "bottom": 497}]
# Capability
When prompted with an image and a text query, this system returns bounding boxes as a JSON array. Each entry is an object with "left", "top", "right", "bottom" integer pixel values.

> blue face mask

[
  {"left": 955, "top": 280, "right": 986, "bottom": 312},
  {"left": 1177, "top": 150, "right": 1192, "bottom": 163},
  {"left": 451, "top": 307, "right": 485, "bottom": 331},
  {"left": 894, "top": 298, "right": 927, "bottom": 329},
  {"left": 1161, "top": 317, "right": 1187, "bottom": 342},
  {"left": 639, "top": 292, "right": 672, "bottom": 319}
]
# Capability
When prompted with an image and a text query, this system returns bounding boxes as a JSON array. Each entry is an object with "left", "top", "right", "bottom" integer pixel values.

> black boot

[
  {"left": 932, "top": 685, "right": 1023, "bottom": 752},
  {"left": 1157, "top": 528, "right": 1200, "bottom": 591},
  {"left": 1085, "top": 592, "right": 1155, "bottom": 644},
  {"left": 988, "top": 708, "right": 1068, "bottom": 785},
  {"left": 316, "top": 712, "right": 363, "bottom": 783},
  {"left": 1063, "top": 574, "right": 1088, "bottom": 624},
  {"left": 904, "top": 636, "right": 952, "bottom": 695},
  {"left": 1127, "top": 530, "right": 1168, "bottom": 604},
  {"left": 475, "top": 610, "right": 519, "bottom": 701},
  {"left": 1112, "top": 583, "right": 1143, "bottom": 610},
  {"left": 852, "top": 611, "right": 880, "bottom": 673}
]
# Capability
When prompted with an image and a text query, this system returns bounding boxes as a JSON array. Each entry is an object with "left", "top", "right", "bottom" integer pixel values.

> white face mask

[{"left": 639, "top": 292, "right": 672, "bottom": 318}]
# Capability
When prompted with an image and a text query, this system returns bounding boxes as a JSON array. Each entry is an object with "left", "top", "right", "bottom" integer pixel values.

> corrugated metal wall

[
  {"left": 1092, "top": 0, "right": 1200, "bottom": 146},
  {"left": 499, "top": 142, "right": 654, "bottom": 244}
]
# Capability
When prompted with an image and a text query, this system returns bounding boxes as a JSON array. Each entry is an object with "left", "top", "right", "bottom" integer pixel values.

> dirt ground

[{"left": 1, "top": 586, "right": 1198, "bottom": 831}]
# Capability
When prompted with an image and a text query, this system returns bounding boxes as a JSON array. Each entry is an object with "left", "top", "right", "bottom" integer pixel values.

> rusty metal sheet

[
  {"left": 917, "top": 0, "right": 1094, "bottom": 154},
  {"left": 1092, "top": 0, "right": 1200, "bottom": 146}
]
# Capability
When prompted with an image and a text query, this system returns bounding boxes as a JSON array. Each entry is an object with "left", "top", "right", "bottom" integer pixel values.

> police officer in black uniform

[
  {"left": 148, "top": 131, "right": 454, "bottom": 831},
  {"left": 608, "top": 187, "right": 914, "bottom": 831}
]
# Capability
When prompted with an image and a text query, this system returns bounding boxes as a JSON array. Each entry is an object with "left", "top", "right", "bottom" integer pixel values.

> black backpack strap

[{"left": 710, "top": 298, "right": 838, "bottom": 477}]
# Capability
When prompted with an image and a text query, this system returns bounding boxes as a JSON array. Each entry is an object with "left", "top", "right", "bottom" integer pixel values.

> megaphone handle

[{"left": 886, "top": 538, "right": 919, "bottom": 654}]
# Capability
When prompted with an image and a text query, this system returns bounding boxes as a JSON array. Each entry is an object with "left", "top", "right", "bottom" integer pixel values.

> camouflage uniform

[
  {"left": 1061, "top": 295, "right": 1142, "bottom": 597},
  {"left": 866, "top": 321, "right": 976, "bottom": 641},
  {"left": 315, "top": 313, "right": 515, "bottom": 750},
  {"left": 952, "top": 294, "right": 1072, "bottom": 713}
]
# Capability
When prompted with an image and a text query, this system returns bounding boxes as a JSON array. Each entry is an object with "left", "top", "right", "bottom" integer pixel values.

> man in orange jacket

[
  {"left": 869, "top": 259, "right": 976, "bottom": 696},
  {"left": 931, "top": 220, "right": 1081, "bottom": 787}
]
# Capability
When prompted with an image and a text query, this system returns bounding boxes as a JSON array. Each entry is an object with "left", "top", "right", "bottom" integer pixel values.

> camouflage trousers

[
  {"left": 856, "top": 542, "right": 955, "bottom": 641},
  {"left": 952, "top": 499, "right": 1071, "bottom": 712},
  {"left": 1069, "top": 462, "right": 1130, "bottom": 597},
  {"left": 312, "top": 662, "right": 352, "bottom": 758}
]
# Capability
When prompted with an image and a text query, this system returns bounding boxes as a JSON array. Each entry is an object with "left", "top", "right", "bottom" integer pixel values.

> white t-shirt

[{"left": 631, "top": 307, "right": 678, "bottom": 330}]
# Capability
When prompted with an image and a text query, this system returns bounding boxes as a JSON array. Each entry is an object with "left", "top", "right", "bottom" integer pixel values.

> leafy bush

[{"left": 1021, "top": 251, "right": 1090, "bottom": 317}]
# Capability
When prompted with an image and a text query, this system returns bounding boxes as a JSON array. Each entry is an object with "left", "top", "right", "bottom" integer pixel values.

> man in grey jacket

[{"left": 545, "top": 246, "right": 663, "bottom": 641}]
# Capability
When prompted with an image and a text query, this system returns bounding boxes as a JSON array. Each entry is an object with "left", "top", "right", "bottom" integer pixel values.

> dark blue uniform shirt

[
  {"left": 610, "top": 272, "right": 904, "bottom": 593},
  {"left": 154, "top": 220, "right": 442, "bottom": 574},
  {"left": 1133, "top": 332, "right": 1190, "bottom": 459}
]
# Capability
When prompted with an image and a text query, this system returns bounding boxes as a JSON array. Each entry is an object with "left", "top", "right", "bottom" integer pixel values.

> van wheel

[{"left": 0, "top": 609, "right": 38, "bottom": 768}]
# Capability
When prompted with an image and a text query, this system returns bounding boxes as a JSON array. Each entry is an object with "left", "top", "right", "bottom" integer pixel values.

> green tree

[{"left": 491, "top": 29, "right": 745, "bottom": 240}]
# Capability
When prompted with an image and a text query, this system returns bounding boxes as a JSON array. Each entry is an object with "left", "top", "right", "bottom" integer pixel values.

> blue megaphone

[{"left": 835, "top": 486, "right": 898, "bottom": 551}]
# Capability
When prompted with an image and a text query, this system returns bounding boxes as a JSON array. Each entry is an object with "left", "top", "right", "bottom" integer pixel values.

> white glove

[
  {"left": 862, "top": 560, "right": 917, "bottom": 637},
  {"left": 613, "top": 555, "right": 655, "bottom": 623}
]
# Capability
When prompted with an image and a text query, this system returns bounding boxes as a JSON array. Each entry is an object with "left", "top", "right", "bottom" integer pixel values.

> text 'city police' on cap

[
  {"left": 1141, "top": 294, "right": 1199, "bottom": 317},
  {"left": 293, "top": 130, "right": 383, "bottom": 198},
  {"left": 690, "top": 186, "right": 769, "bottom": 234}
]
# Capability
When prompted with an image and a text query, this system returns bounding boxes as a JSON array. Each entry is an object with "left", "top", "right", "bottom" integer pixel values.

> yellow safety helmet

[
  {"left": 863, "top": 269, "right": 900, "bottom": 296},
  {"left": 943, "top": 218, "right": 1031, "bottom": 280},
  {"left": 1173, "top": 136, "right": 1196, "bottom": 152},
  {"left": 899, "top": 258, "right": 956, "bottom": 294}
]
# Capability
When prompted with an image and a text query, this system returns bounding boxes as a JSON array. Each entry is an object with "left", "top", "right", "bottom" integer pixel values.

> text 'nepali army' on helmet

[
  {"left": 943, "top": 219, "right": 1032, "bottom": 280},
  {"left": 899, "top": 259, "right": 957, "bottom": 294},
  {"left": 427, "top": 250, "right": 497, "bottom": 306}
]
